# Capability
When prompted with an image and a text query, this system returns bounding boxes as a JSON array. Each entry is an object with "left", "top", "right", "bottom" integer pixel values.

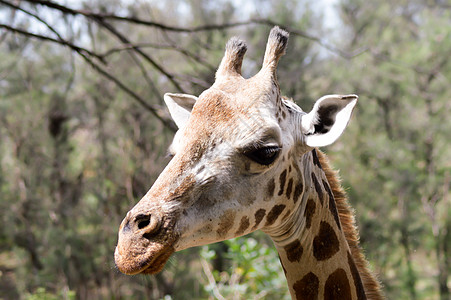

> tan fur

[
  {"left": 317, "top": 149, "right": 384, "bottom": 299},
  {"left": 216, "top": 37, "right": 247, "bottom": 79},
  {"left": 262, "top": 26, "right": 289, "bottom": 71},
  {"left": 115, "top": 27, "right": 384, "bottom": 299}
]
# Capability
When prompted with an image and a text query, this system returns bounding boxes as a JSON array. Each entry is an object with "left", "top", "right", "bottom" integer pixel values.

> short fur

[
  {"left": 262, "top": 26, "right": 289, "bottom": 71},
  {"left": 216, "top": 37, "right": 247, "bottom": 78},
  {"left": 317, "top": 149, "right": 384, "bottom": 299}
]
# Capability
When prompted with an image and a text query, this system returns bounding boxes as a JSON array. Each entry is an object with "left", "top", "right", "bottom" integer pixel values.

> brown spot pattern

[
  {"left": 265, "top": 204, "right": 286, "bottom": 226},
  {"left": 266, "top": 178, "right": 275, "bottom": 198},
  {"left": 324, "top": 268, "right": 352, "bottom": 300},
  {"left": 278, "top": 170, "right": 287, "bottom": 196},
  {"left": 286, "top": 178, "right": 294, "bottom": 199},
  {"left": 252, "top": 209, "right": 266, "bottom": 230},
  {"left": 316, "top": 148, "right": 383, "bottom": 297},
  {"left": 311, "top": 172, "right": 323, "bottom": 205},
  {"left": 304, "top": 198, "right": 316, "bottom": 229},
  {"left": 313, "top": 221, "right": 340, "bottom": 261},
  {"left": 311, "top": 149, "right": 322, "bottom": 169},
  {"left": 293, "top": 272, "right": 319, "bottom": 300},
  {"left": 284, "top": 240, "right": 303, "bottom": 262},
  {"left": 216, "top": 210, "right": 236, "bottom": 238},
  {"left": 237, "top": 194, "right": 255, "bottom": 207},
  {"left": 348, "top": 252, "right": 367, "bottom": 300},
  {"left": 293, "top": 182, "right": 304, "bottom": 204},
  {"left": 235, "top": 216, "right": 250, "bottom": 236},
  {"left": 323, "top": 179, "right": 341, "bottom": 230},
  {"left": 281, "top": 209, "right": 292, "bottom": 221},
  {"left": 200, "top": 224, "right": 213, "bottom": 235}
]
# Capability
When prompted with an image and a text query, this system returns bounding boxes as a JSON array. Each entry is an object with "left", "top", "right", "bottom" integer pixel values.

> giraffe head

[{"left": 114, "top": 27, "right": 357, "bottom": 275}]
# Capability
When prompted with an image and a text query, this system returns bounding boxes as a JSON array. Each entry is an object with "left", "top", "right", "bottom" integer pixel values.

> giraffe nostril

[
  {"left": 135, "top": 214, "right": 151, "bottom": 229},
  {"left": 138, "top": 218, "right": 150, "bottom": 229},
  {"left": 134, "top": 214, "right": 161, "bottom": 238}
]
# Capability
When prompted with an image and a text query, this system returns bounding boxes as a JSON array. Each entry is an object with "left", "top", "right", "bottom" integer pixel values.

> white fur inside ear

[
  {"left": 164, "top": 93, "right": 198, "bottom": 129},
  {"left": 300, "top": 110, "right": 317, "bottom": 135},
  {"left": 303, "top": 95, "right": 357, "bottom": 147}
]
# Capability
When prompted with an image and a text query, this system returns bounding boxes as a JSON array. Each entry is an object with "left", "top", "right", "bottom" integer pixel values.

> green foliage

[
  {"left": 201, "top": 235, "right": 290, "bottom": 299},
  {"left": 324, "top": 1, "right": 451, "bottom": 299},
  {"left": 25, "top": 287, "right": 75, "bottom": 300},
  {"left": 0, "top": 0, "right": 449, "bottom": 299}
]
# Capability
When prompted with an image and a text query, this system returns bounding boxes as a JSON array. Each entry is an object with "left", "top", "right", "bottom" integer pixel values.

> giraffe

[{"left": 114, "top": 27, "right": 384, "bottom": 299}]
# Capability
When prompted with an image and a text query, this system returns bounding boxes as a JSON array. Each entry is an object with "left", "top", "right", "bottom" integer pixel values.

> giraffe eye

[{"left": 244, "top": 146, "right": 281, "bottom": 166}]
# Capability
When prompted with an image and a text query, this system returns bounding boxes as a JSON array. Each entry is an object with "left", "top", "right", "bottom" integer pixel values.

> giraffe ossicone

[{"left": 115, "top": 26, "right": 384, "bottom": 299}]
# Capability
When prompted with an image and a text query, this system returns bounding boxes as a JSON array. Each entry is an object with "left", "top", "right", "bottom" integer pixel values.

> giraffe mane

[{"left": 316, "top": 149, "right": 384, "bottom": 300}]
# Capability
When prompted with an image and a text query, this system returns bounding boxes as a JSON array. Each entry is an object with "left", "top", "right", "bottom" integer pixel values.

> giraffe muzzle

[{"left": 115, "top": 209, "right": 177, "bottom": 275}]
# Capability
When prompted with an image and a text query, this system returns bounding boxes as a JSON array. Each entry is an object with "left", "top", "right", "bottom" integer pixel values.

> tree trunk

[{"left": 398, "top": 196, "right": 417, "bottom": 300}]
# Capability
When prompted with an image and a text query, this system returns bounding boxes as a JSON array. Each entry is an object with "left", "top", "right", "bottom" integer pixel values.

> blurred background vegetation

[{"left": 0, "top": 0, "right": 450, "bottom": 299}]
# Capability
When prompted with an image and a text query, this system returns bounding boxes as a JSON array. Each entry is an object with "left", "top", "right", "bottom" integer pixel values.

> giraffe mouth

[
  {"left": 114, "top": 242, "right": 175, "bottom": 275},
  {"left": 138, "top": 247, "right": 175, "bottom": 275}
]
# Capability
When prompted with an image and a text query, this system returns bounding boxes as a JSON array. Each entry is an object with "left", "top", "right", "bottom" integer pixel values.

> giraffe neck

[{"left": 264, "top": 150, "right": 374, "bottom": 300}]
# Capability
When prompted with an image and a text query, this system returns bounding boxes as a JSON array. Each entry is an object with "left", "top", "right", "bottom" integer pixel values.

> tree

[
  {"left": 0, "top": 0, "right": 448, "bottom": 299},
  {"left": 324, "top": 1, "right": 451, "bottom": 298}
]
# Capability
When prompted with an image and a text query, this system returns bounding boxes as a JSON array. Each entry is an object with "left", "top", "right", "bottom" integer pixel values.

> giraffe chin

[
  {"left": 139, "top": 248, "right": 175, "bottom": 275},
  {"left": 114, "top": 243, "right": 175, "bottom": 275}
]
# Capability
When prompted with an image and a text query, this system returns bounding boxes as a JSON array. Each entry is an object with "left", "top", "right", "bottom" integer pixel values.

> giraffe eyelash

[{"left": 243, "top": 145, "right": 281, "bottom": 166}]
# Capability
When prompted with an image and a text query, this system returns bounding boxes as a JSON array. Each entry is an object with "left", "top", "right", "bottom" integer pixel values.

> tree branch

[
  {"left": 201, "top": 258, "right": 226, "bottom": 300},
  {"left": 101, "top": 42, "right": 216, "bottom": 72},
  {"left": 77, "top": 51, "right": 177, "bottom": 132},
  {"left": 0, "top": 0, "right": 367, "bottom": 132},
  {"left": 0, "top": 24, "right": 105, "bottom": 63},
  {"left": 22, "top": 0, "right": 254, "bottom": 32},
  {"left": 19, "top": 0, "right": 362, "bottom": 59},
  {"left": 0, "top": 24, "right": 177, "bottom": 132},
  {"left": 89, "top": 17, "right": 186, "bottom": 93}
]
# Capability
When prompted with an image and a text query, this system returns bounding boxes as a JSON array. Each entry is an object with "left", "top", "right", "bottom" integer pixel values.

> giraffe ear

[
  {"left": 164, "top": 93, "right": 198, "bottom": 128},
  {"left": 301, "top": 94, "right": 358, "bottom": 147}
]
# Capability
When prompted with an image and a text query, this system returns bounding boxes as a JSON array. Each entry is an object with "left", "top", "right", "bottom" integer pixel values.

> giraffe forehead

[
  {"left": 189, "top": 89, "right": 240, "bottom": 128},
  {"left": 179, "top": 88, "right": 280, "bottom": 151},
  {"left": 192, "top": 85, "right": 275, "bottom": 120}
]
